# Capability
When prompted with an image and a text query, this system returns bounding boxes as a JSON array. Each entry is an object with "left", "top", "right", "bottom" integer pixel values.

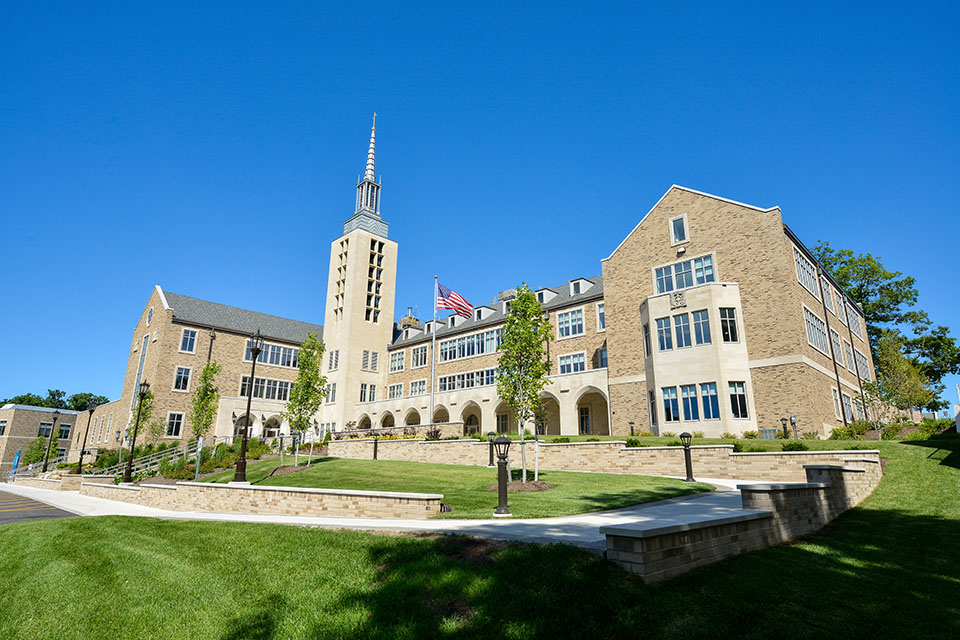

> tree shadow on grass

[
  {"left": 317, "top": 507, "right": 960, "bottom": 639},
  {"left": 220, "top": 594, "right": 285, "bottom": 640},
  {"left": 901, "top": 438, "right": 960, "bottom": 469}
]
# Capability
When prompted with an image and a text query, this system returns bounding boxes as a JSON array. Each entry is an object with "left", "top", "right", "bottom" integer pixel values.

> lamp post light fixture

[
  {"left": 487, "top": 431, "right": 496, "bottom": 467},
  {"left": 679, "top": 431, "right": 695, "bottom": 483},
  {"left": 493, "top": 436, "right": 512, "bottom": 517},
  {"left": 234, "top": 330, "right": 264, "bottom": 482},
  {"left": 41, "top": 408, "right": 62, "bottom": 473},
  {"left": 790, "top": 414, "right": 798, "bottom": 439},
  {"left": 780, "top": 417, "right": 789, "bottom": 439},
  {"left": 123, "top": 381, "right": 150, "bottom": 483},
  {"left": 75, "top": 402, "right": 98, "bottom": 475},
  {"left": 629, "top": 421, "right": 635, "bottom": 437}
]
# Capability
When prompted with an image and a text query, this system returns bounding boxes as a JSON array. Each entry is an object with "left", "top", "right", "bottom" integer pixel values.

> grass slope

[
  {"left": 203, "top": 456, "right": 712, "bottom": 519},
  {"left": 0, "top": 439, "right": 957, "bottom": 639}
]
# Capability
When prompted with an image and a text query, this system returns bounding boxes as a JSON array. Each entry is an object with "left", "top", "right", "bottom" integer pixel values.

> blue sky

[{"left": 1, "top": 2, "right": 958, "bottom": 409}]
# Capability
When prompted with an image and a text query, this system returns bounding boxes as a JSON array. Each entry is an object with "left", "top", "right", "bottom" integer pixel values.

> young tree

[
  {"left": 20, "top": 437, "right": 48, "bottom": 465},
  {"left": 189, "top": 360, "right": 222, "bottom": 440},
  {"left": 282, "top": 333, "right": 327, "bottom": 464},
  {"left": 129, "top": 389, "right": 156, "bottom": 450},
  {"left": 496, "top": 283, "right": 553, "bottom": 482},
  {"left": 864, "top": 331, "right": 937, "bottom": 434}
]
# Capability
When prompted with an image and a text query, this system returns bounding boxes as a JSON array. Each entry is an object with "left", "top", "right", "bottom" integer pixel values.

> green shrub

[
  {"left": 661, "top": 432, "right": 676, "bottom": 438},
  {"left": 880, "top": 424, "right": 904, "bottom": 440},
  {"left": 721, "top": 432, "right": 736, "bottom": 439},
  {"left": 666, "top": 439, "right": 682, "bottom": 447},
  {"left": 585, "top": 437, "right": 600, "bottom": 442},
  {"left": 551, "top": 436, "right": 570, "bottom": 444},
  {"left": 732, "top": 442, "right": 744, "bottom": 453},
  {"left": 801, "top": 431, "right": 820, "bottom": 440},
  {"left": 745, "top": 446, "right": 766, "bottom": 452},
  {"left": 625, "top": 438, "right": 641, "bottom": 448},
  {"left": 692, "top": 431, "right": 704, "bottom": 438},
  {"left": 741, "top": 431, "right": 759, "bottom": 439},
  {"left": 639, "top": 431, "right": 655, "bottom": 437},
  {"left": 781, "top": 441, "right": 809, "bottom": 451}
]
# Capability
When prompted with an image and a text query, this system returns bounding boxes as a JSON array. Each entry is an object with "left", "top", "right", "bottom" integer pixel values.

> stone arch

[
  {"left": 234, "top": 413, "right": 254, "bottom": 437},
  {"left": 356, "top": 414, "right": 372, "bottom": 430},
  {"left": 574, "top": 386, "right": 609, "bottom": 436},
  {"left": 538, "top": 392, "right": 562, "bottom": 436},
  {"left": 380, "top": 412, "right": 395, "bottom": 428},
  {"left": 404, "top": 408, "right": 421, "bottom": 426},
  {"left": 262, "top": 415, "right": 282, "bottom": 439},
  {"left": 494, "top": 401, "right": 515, "bottom": 435},
  {"left": 460, "top": 401, "right": 482, "bottom": 436},
  {"left": 433, "top": 405, "right": 449, "bottom": 424}
]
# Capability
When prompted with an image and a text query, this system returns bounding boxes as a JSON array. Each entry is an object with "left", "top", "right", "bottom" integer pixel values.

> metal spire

[{"left": 364, "top": 113, "right": 376, "bottom": 180}]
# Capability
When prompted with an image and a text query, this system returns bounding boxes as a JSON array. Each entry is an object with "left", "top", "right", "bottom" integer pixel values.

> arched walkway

[
  {"left": 538, "top": 394, "right": 561, "bottom": 435},
  {"left": 380, "top": 412, "right": 395, "bottom": 428},
  {"left": 460, "top": 402, "right": 482, "bottom": 436},
  {"left": 234, "top": 414, "right": 254, "bottom": 438},
  {"left": 357, "top": 414, "right": 372, "bottom": 430},
  {"left": 433, "top": 406, "right": 449, "bottom": 424},
  {"left": 262, "top": 415, "right": 282, "bottom": 439},
  {"left": 404, "top": 408, "right": 421, "bottom": 426},
  {"left": 574, "top": 387, "right": 609, "bottom": 436},
  {"left": 494, "top": 401, "right": 515, "bottom": 435}
]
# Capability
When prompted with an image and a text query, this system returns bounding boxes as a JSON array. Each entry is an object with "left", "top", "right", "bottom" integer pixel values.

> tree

[
  {"left": 129, "top": 389, "right": 156, "bottom": 447},
  {"left": 282, "top": 333, "right": 326, "bottom": 460},
  {"left": 20, "top": 437, "right": 48, "bottom": 466},
  {"left": 1, "top": 390, "right": 109, "bottom": 410},
  {"left": 66, "top": 393, "right": 111, "bottom": 411},
  {"left": 496, "top": 283, "right": 553, "bottom": 482},
  {"left": 863, "top": 331, "right": 937, "bottom": 433},
  {"left": 189, "top": 360, "right": 222, "bottom": 440}
]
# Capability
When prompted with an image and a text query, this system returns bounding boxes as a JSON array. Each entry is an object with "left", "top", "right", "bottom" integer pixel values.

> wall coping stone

[
  {"left": 600, "top": 510, "right": 772, "bottom": 539},
  {"left": 737, "top": 482, "right": 830, "bottom": 491},
  {"left": 619, "top": 444, "right": 734, "bottom": 451},
  {"left": 841, "top": 456, "right": 881, "bottom": 463},
  {"left": 539, "top": 441, "right": 627, "bottom": 447},
  {"left": 139, "top": 484, "right": 177, "bottom": 490},
  {"left": 732, "top": 449, "right": 879, "bottom": 456},
  {"left": 83, "top": 482, "right": 140, "bottom": 491},
  {"left": 18, "top": 477, "right": 60, "bottom": 484},
  {"left": 802, "top": 465, "right": 865, "bottom": 472},
  {"left": 420, "top": 439, "right": 482, "bottom": 445},
  {"left": 174, "top": 481, "right": 444, "bottom": 500}
]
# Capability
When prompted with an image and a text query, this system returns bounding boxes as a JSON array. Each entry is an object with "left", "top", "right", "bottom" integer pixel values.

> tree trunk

[{"left": 534, "top": 437, "right": 539, "bottom": 482}]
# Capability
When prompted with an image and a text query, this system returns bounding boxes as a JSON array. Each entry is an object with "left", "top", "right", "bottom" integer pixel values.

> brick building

[
  {"left": 67, "top": 121, "right": 876, "bottom": 458},
  {"left": 0, "top": 405, "right": 79, "bottom": 475}
]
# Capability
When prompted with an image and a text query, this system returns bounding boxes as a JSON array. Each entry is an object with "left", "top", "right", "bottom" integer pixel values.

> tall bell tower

[{"left": 320, "top": 115, "right": 398, "bottom": 430}]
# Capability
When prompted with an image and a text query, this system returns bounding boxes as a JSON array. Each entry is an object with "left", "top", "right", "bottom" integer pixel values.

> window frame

[
  {"left": 729, "top": 381, "right": 749, "bottom": 419},
  {"left": 692, "top": 309, "right": 711, "bottom": 345},
  {"left": 700, "top": 382, "right": 720, "bottom": 420},
  {"left": 166, "top": 412, "right": 184, "bottom": 438},
  {"left": 719, "top": 307, "right": 739, "bottom": 343},
  {"left": 172, "top": 366, "right": 192, "bottom": 393},
  {"left": 558, "top": 352, "right": 586, "bottom": 375},
  {"left": 179, "top": 329, "right": 198, "bottom": 354},
  {"left": 410, "top": 379, "right": 427, "bottom": 396},
  {"left": 596, "top": 303, "right": 606, "bottom": 332},
  {"left": 556, "top": 307, "right": 586, "bottom": 340},
  {"left": 669, "top": 213, "right": 690, "bottom": 246},
  {"left": 411, "top": 345, "right": 429, "bottom": 369},
  {"left": 653, "top": 252, "right": 717, "bottom": 294},
  {"left": 662, "top": 387, "right": 680, "bottom": 423},
  {"left": 803, "top": 305, "right": 830, "bottom": 356}
]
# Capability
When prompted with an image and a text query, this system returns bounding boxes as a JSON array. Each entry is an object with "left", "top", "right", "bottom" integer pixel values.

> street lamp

[
  {"left": 234, "top": 329, "right": 264, "bottom": 482},
  {"left": 75, "top": 402, "right": 98, "bottom": 475},
  {"left": 41, "top": 408, "right": 61, "bottom": 473},
  {"left": 123, "top": 381, "right": 150, "bottom": 483},
  {"left": 629, "top": 421, "right": 635, "bottom": 437},
  {"left": 487, "top": 431, "right": 496, "bottom": 467},
  {"left": 780, "top": 417, "right": 789, "bottom": 439},
  {"left": 493, "top": 436, "right": 512, "bottom": 517},
  {"left": 679, "top": 431, "right": 695, "bottom": 483}
]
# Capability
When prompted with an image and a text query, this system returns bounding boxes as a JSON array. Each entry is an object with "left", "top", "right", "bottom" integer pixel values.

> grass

[
  {"left": 202, "top": 456, "right": 713, "bottom": 519},
  {"left": 1, "top": 438, "right": 958, "bottom": 638}
]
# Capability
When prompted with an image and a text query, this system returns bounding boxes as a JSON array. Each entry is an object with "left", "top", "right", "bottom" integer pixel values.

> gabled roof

[
  {"left": 162, "top": 289, "right": 323, "bottom": 345},
  {"left": 0, "top": 404, "right": 82, "bottom": 415}
]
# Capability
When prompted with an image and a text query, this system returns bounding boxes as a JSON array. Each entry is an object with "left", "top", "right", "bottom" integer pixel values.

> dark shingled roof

[{"left": 164, "top": 291, "right": 323, "bottom": 345}]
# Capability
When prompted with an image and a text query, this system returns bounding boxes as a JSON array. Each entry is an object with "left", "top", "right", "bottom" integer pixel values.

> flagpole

[{"left": 430, "top": 275, "right": 438, "bottom": 427}]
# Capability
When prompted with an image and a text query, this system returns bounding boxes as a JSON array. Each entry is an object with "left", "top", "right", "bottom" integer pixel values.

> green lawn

[
  {"left": 202, "top": 456, "right": 713, "bottom": 519},
  {"left": 1, "top": 438, "right": 957, "bottom": 639}
]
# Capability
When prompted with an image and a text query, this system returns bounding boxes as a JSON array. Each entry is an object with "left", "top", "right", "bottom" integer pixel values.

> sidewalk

[{"left": 0, "top": 478, "right": 749, "bottom": 550}]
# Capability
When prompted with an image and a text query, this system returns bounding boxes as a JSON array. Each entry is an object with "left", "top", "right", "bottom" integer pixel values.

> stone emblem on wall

[{"left": 669, "top": 291, "right": 686, "bottom": 309}]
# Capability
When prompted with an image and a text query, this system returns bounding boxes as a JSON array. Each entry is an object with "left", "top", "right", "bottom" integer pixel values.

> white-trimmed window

[
  {"left": 180, "top": 329, "right": 197, "bottom": 353},
  {"left": 681, "top": 385, "right": 699, "bottom": 421},
  {"left": 410, "top": 380, "right": 426, "bottom": 396},
  {"left": 643, "top": 324, "right": 651, "bottom": 356},
  {"left": 246, "top": 341, "right": 299, "bottom": 369},
  {"left": 656, "top": 317, "right": 672, "bottom": 351},
  {"left": 369, "top": 385, "right": 376, "bottom": 402},
  {"left": 58, "top": 423, "right": 70, "bottom": 439},
  {"left": 804, "top": 307, "right": 830, "bottom": 355},
  {"left": 693, "top": 309, "right": 711, "bottom": 345},
  {"left": 673, "top": 313, "right": 692, "bottom": 348},
  {"left": 662, "top": 387, "right": 680, "bottom": 422},
  {"left": 173, "top": 366, "right": 191, "bottom": 391},
  {"left": 559, "top": 353, "right": 586, "bottom": 374},
  {"left": 0, "top": 420, "right": 5, "bottom": 436},
  {"left": 439, "top": 328, "right": 503, "bottom": 362},
  {"left": 328, "top": 350, "right": 340, "bottom": 371},
  {"left": 326, "top": 383, "right": 337, "bottom": 403},
  {"left": 362, "top": 350, "right": 379, "bottom": 372},
  {"left": 360, "top": 384, "right": 368, "bottom": 403},
  {"left": 720, "top": 307, "right": 738, "bottom": 343},
  {"left": 388, "top": 383, "right": 403, "bottom": 399},
  {"left": 412, "top": 345, "right": 428, "bottom": 368},
  {"left": 844, "top": 340, "right": 856, "bottom": 374},
  {"left": 389, "top": 351, "right": 405, "bottom": 372},
  {"left": 729, "top": 381, "right": 749, "bottom": 419},
  {"left": 847, "top": 304, "right": 864, "bottom": 340},
  {"left": 597, "top": 303, "right": 605, "bottom": 331},
  {"left": 146, "top": 307, "right": 154, "bottom": 326},
  {"left": 841, "top": 393, "right": 854, "bottom": 422},
  {"left": 833, "top": 389, "right": 842, "bottom": 420},
  {"left": 557, "top": 309, "right": 584, "bottom": 338},
  {"left": 854, "top": 349, "right": 871, "bottom": 381},
  {"left": 822, "top": 278, "right": 834, "bottom": 313},
  {"left": 166, "top": 412, "right": 183, "bottom": 438},
  {"left": 700, "top": 383, "right": 720, "bottom": 420},
  {"left": 240, "top": 376, "right": 292, "bottom": 401},
  {"left": 655, "top": 255, "right": 715, "bottom": 294},
  {"left": 836, "top": 295, "right": 848, "bottom": 325},
  {"left": 794, "top": 247, "right": 820, "bottom": 299},
  {"left": 670, "top": 213, "right": 689, "bottom": 245},
  {"left": 830, "top": 329, "right": 844, "bottom": 365},
  {"left": 438, "top": 368, "right": 497, "bottom": 391}
]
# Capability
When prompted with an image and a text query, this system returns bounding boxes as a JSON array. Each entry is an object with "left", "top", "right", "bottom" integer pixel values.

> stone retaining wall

[
  {"left": 79, "top": 480, "right": 443, "bottom": 519},
  {"left": 602, "top": 460, "right": 881, "bottom": 582},
  {"left": 13, "top": 474, "right": 115, "bottom": 491}
]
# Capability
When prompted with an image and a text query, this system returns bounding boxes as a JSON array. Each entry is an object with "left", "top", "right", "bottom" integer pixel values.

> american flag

[{"left": 437, "top": 282, "right": 473, "bottom": 318}]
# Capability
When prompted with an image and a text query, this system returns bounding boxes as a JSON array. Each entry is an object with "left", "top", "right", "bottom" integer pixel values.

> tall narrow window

[
  {"left": 360, "top": 383, "right": 368, "bottom": 403},
  {"left": 681, "top": 385, "right": 699, "bottom": 421},
  {"left": 662, "top": 387, "right": 680, "bottom": 422},
  {"left": 832, "top": 389, "right": 842, "bottom": 419},
  {"left": 719, "top": 308, "right": 738, "bottom": 343},
  {"left": 166, "top": 413, "right": 183, "bottom": 438},
  {"left": 700, "top": 383, "right": 720, "bottom": 419},
  {"left": 649, "top": 391, "right": 657, "bottom": 426},
  {"left": 643, "top": 324, "right": 651, "bottom": 357},
  {"left": 674, "top": 313, "right": 692, "bottom": 348},
  {"left": 578, "top": 407, "right": 591, "bottom": 434},
  {"left": 180, "top": 329, "right": 197, "bottom": 353},
  {"left": 729, "top": 382, "right": 749, "bottom": 419},
  {"left": 173, "top": 367, "right": 191, "bottom": 391},
  {"left": 656, "top": 317, "right": 673, "bottom": 351},
  {"left": 693, "top": 309, "right": 711, "bottom": 345},
  {"left": 597, "top": 303, "right": 605, "bottom": 330}
]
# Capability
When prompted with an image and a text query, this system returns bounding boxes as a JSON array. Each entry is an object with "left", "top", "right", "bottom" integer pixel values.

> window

[
  {"left": 57, "top": 448, "right": 66, "bottom": 459},
  {"left": 729, "top": 382, "right": 749, "bottom": 419},
  {"left": 597, "top": 303, "right": 605, "bottom": 330},
  {"left": 572, "top": 281, "right": 581, "bottom": 295},
  {"left": 681, "top": 385, "right": 699, "bottom": 421},
  {"left": 855, "top": 399, "right": 866, "bottom": 421},
  {"left": 412, "top": 345, "right": 429, "bottom": 368},
  {"left": 438, "top": 369, "right": 497, "bottom": 391},
  {"left": 643, "top": 324, "right": 651, "bottom": 357},
  {"left": 388, "top": 383, "right": 403, "bottom": 399},
  {"left": 700, "top": 383, "right": 720, "bottom": 419},
  {"left": 557, "top": 309, "right": 584, "bottom": 338},
  {"left": 804, "top": 307, "right": 829, "bottom": 355},
  {"left": 360, "top": 384, "right": 368, "bottom": 403},
  {"left": 656, "top": 317, "right": 673, "bottom": 351},
  {"left": 38, "top": 423, "right": 52, "bottom": 438},
  {"left": 369, "top": 385, "right": 376, "bottom": 402},
  {"left": 854, "top": 349, "right": 871, "bottom": 381},
  {"left": 655, "top": 255, "right": 715, "bottom": 293},
  {"left": 674, "top": 313, "right": 692, "bottom": 348},
  {"left": 670, "top": 214, "right": 688, "bottom": 244},
  {"left": 174, "top": 366, "right": 191, "bottom": 391},
  {"left": 410, "top": 380, "right": 426, "bottom": 396},
  {"left": 719, "top": 308, "right": 738, "bottom": 343},
  {"left": 559, "top": 353, "right": 586, "bottom": 374},
  {"left": 830, "top": 329, "right": 844, "bottom": 365},
  {"left": 836, "top": 295, "right": 848, "bottom": 325},
  {"left": 847, "top": 304, "right": 864, "bottom": 339},
  {"left": 329, "top": 350, "right": 340, "bottom": 371},
  {"left": 496, "top": 413, "right": 509, "bottom": 434},
  {"left": 649, "top": 391, "right": 657, "bottom": 426},
  {"left": 180, "top": 329, "right": 197, "bottom": 353},
  {"left": 146, "top": 306, "right": 154, "bottom": 326},
  {"left": 841, "top": 393, "right": 854, "bottom": 422},
  {"left": 794, "top": 247, "right": 820, "bottom": 299},
  {"left": 58, "top": 424, "right": 71, "bottom": 440},
  {"left": 578, "top": 407, "right": 591, "bottom": 434},
  {"left": 844, "top": 340, "right": 856, "bottom": 374},
  {"left": 240, "top": 376, "right": 292, "bottom": 401},
  {"left": 662, "top": 387, "right": 680, "bottom": 422},
  {"left": 537, "top": 292, "right": 544, "bottom": 303},
  {"left": 327, "top": 383, "right": 337, "bottom": 403},
  {"left": 833, "top": 389, "right": 842, "bottom": 420},
  {"left": 598, "top": 346, "right": 608, "bottom": 368},
  {"left": 166, "top": 413, "right": 183, "bottom": 438},
  {"left": 0, "top": 420, "right": 5, "bottom": 436},
  {"left": 361, "top": 350, "right": 379, "bottom": 371},
  {"left": 439, "top": 328, "right": 503, "bottom": 362},
  {"left": 389, "top": 351, "right": 404, "bottom": 372},
  {"left": 822, "top": 278, "right": 834, "bottom": 313},
  {"left": 693, "top": 310, "right": 711, "bottom": 345},
  {"left": 246, "top": 341, "right": 299, "bottom": 369}
]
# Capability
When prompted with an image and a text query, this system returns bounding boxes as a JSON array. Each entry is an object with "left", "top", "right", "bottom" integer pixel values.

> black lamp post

[
  {"left": 679, "top": 431, "right": 695, "bottom": 483},
  {"left": 41, "top": 408, "right": 61, "bottom": 473},
  {"left": 234, "top": 330, "right": 264, "bottom": 482},
  {"left": 75, "top": 402, "right": 98, "bottom": 475},
  {"left": 493, "top": 436, "right": 512, "bottom": 516},
  {"left": 780, "top": 417, "right": 789, "bottom": 439},
  {"left": 629, "top": 421, "right": 635, "bottom": 437},
  {"left": 123, "top": 381, "right": 150, "bottom": 483},
  {"left": 487, "top": 431, "right": 496, "bottom": 467}
]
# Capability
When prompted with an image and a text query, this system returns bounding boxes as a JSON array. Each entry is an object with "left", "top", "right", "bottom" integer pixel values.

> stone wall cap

[
  {"left": 175, "top": 481, "right": 444, "bottom": 500},
  {"left": 139, "top": 483, "right": 178, "bottom": 490},
  {"left": 83, "top": 481, "right": 140, "bottom": 491},
  {"left": 600, "top": 510, "right": 772, "bottom": 539},
  {"left": 620, "top": 444, "right": 733, "bottom": 451},
  {"left": 732, "top": 449, "right": 879, "bottom": 456},
  {"left": 802, "top": 464, "right": 865, "bottom": 472},
  {"left": 841, "top": 456, "right": 880, "bottom": 463},
  {"left": 539, "top": 441, "right": 627, "bottom": 447},
  {"left": 738, "top": 482, "right": 830, "bottom": 491}
]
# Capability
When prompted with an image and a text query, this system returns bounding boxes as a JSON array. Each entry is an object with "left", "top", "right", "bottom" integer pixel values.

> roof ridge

[{"left": 165, "top": 291, "right": 323, "bottom": 328}]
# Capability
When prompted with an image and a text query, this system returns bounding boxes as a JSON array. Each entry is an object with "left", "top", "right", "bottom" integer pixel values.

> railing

[
  {"left": 13, "top": 455, "right": 69, "bottom": 478},
  {"left": 96, "top": 435, "right": 233, "bottom": 478}
]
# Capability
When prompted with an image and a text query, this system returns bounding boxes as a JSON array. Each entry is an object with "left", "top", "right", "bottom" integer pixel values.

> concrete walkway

[{"left": 0, "top": 478, "right": 750, "bottom": 550}]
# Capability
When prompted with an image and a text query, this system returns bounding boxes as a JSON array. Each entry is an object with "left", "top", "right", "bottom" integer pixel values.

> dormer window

[
  {"left": 572, "top": 282, "right": 581, "bottom": 295},
  {"left": 537, "top": 292, "right": 544, "bottom": 303},
  {"left": 670, "top": 213, "right": 690, "bottom": 246}
]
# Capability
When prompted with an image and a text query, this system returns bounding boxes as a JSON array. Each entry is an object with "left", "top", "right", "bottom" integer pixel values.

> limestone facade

[{"left": 0, "top": 404, "right": 80, "bottom": 475}]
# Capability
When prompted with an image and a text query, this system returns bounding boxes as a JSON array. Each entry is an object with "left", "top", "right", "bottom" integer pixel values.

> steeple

[{"left": 344, "top": 114, "right": 388, "bottom": 238}]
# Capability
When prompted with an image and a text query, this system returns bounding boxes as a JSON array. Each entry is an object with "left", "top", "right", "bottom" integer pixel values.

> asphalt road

[{"left": 0, "top": 491, "right": 75, "bottom": 525}]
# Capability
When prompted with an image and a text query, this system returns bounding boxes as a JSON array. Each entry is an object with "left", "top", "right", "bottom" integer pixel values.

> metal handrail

[{"left": 96, "top": 436, "right": 232, "bottom": 478}]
